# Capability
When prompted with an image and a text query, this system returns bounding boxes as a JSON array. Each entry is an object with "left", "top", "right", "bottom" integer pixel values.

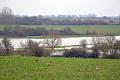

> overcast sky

[{"left": 0, "top": 0, "right": 120, "bottom": 16}]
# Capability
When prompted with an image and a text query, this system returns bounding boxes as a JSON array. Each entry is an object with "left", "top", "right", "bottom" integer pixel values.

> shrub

[
  {"left": 102, "top": 53, "right": 120, "bottom": 59},
  {"left": 18, "top": 40, "right": 51, "bottom": 57},
  {"left": 63, "top": 48, "right": 100, "bottom": 58},
  {"left": 34, "top": 48, "right": 52, "bottom": 57},
  {"left": 87, "top": 52, "right": 100, "bottom": 58},
  {"left": 63, "top": 48, "right": 87, "bottom": 58}
]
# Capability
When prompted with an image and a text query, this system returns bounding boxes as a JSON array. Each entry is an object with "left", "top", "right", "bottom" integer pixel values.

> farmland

[
  {"left": 0, "top": 56, "right": 120, "bottom": 80},
  {"left": 23, "top": 25, "right": 120, "bottom": 34},
  {"left": 0, "top": 25, "right": 120, "bottom": 35}
]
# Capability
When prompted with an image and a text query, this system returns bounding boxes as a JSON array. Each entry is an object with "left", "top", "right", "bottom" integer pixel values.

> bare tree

[
  {"left": 91, "top": 33, "right": 120, "bottom": 58},
  {"left": 0, "top": 37, "right": 14, "bottom": 55},
  {"left": 80, "top": 39, "right": 87, "bottom": 49},
  {"left": 91, "top": 33, "right": 102, "bottom": 58},
  {"left": 100, "top": 35, "right": 116, "bottom": 54},
  {"left": 20, "top": 40, "right": 39, "bottom": 56},
  {"left": 20, "top": 39, "right": 51, "bottom": 56},
  {"left": 0, "top": 7, "right": 14, "bottom": 25},
  {"left": 44, "top": 30, "right": 61, "bottom": 50}
]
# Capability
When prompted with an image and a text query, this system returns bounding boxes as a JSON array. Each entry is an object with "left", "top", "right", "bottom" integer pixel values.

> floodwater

[{"left": 0, "top": 36, "right": 120, "bottom": 48}]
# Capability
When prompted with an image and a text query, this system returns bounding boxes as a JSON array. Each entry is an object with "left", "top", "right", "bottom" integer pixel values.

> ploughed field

[
  {"left": 0, "top": 25, "right": 120, "bottom": 34},
  {"left": 0, "top": 56, "right": 120, "bottom": 80}
]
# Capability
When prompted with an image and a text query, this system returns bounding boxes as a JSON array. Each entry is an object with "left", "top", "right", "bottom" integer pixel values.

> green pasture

[
  {"left": 0, "top": 25, "right": 120, "bottom": 34},
  {"left": 0, "top": 56, "right": 120, "bottom": 80},
  {"left": 23, "top": 25, "right": 120, "bottom": 34}
]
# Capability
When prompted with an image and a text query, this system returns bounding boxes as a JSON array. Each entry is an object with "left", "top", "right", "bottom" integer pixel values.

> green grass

[
  {"left": 23, "top": 25, "right": 120, "bottom": 34},
  {"left": 22, "top": 25, "right": 120, "bottom": 34},
  {"left": 0, "top": 25, "right": 120, "bottom": 34},
  {"left": 0, "top": 56, "right": 120, "bottom": 80}
]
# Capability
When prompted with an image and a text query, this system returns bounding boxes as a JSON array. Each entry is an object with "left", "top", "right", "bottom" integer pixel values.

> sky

[{"left": 0, "top": 0, "right": 120, "bottom": 16}]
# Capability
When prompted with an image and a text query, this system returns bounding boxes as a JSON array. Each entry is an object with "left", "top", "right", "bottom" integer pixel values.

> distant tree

[
  {"left": 44, "top": 30, "right": 61, "bottom": 50},
  {"left": 64, "top": 27, "right": 71, "bottom": 32},
  {"left": 0, "top": 7, "right": 14, "bottom": 25}
]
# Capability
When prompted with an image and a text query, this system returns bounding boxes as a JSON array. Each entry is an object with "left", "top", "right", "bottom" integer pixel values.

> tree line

[
  {"left": 0, "top": 7, "right": 120, "bottom": 25},
  {"left": 0, "top": 26, "right": 78, "bottom": 37}
]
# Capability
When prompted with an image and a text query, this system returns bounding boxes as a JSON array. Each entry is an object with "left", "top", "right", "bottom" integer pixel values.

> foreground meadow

[{"left": 0, "top": 56, "right": 120, "bottom": 80}]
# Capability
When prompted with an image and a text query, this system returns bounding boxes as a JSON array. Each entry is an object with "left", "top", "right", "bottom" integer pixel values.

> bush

[
  {"left": 63, "top": 48, "right": 87, "bottom": 58},
  {"left": 87, "top": 52, "right": 99, "bottom": 58},
  {"left": 102, "top": 53, "right": 120, "bottom": 59},
  {"left": 63, "top": 48, "right": 100, "bottom": 58},
  {"left": 34, "top": 48, "right": 52, "bottom": 57},
  {"left": 43, "top": 49, "right": 52, "bottom": 57},
  {"left": 18, "top": 40, "right": 51, "bottom": 57}
]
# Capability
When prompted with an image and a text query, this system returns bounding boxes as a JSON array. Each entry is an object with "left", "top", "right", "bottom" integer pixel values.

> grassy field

[
  {"left": 0, "top": 56, "right": 120, "bottom": 80},
  {"left": 0, "top": 25, "right": 120, "bottom": 34}
]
